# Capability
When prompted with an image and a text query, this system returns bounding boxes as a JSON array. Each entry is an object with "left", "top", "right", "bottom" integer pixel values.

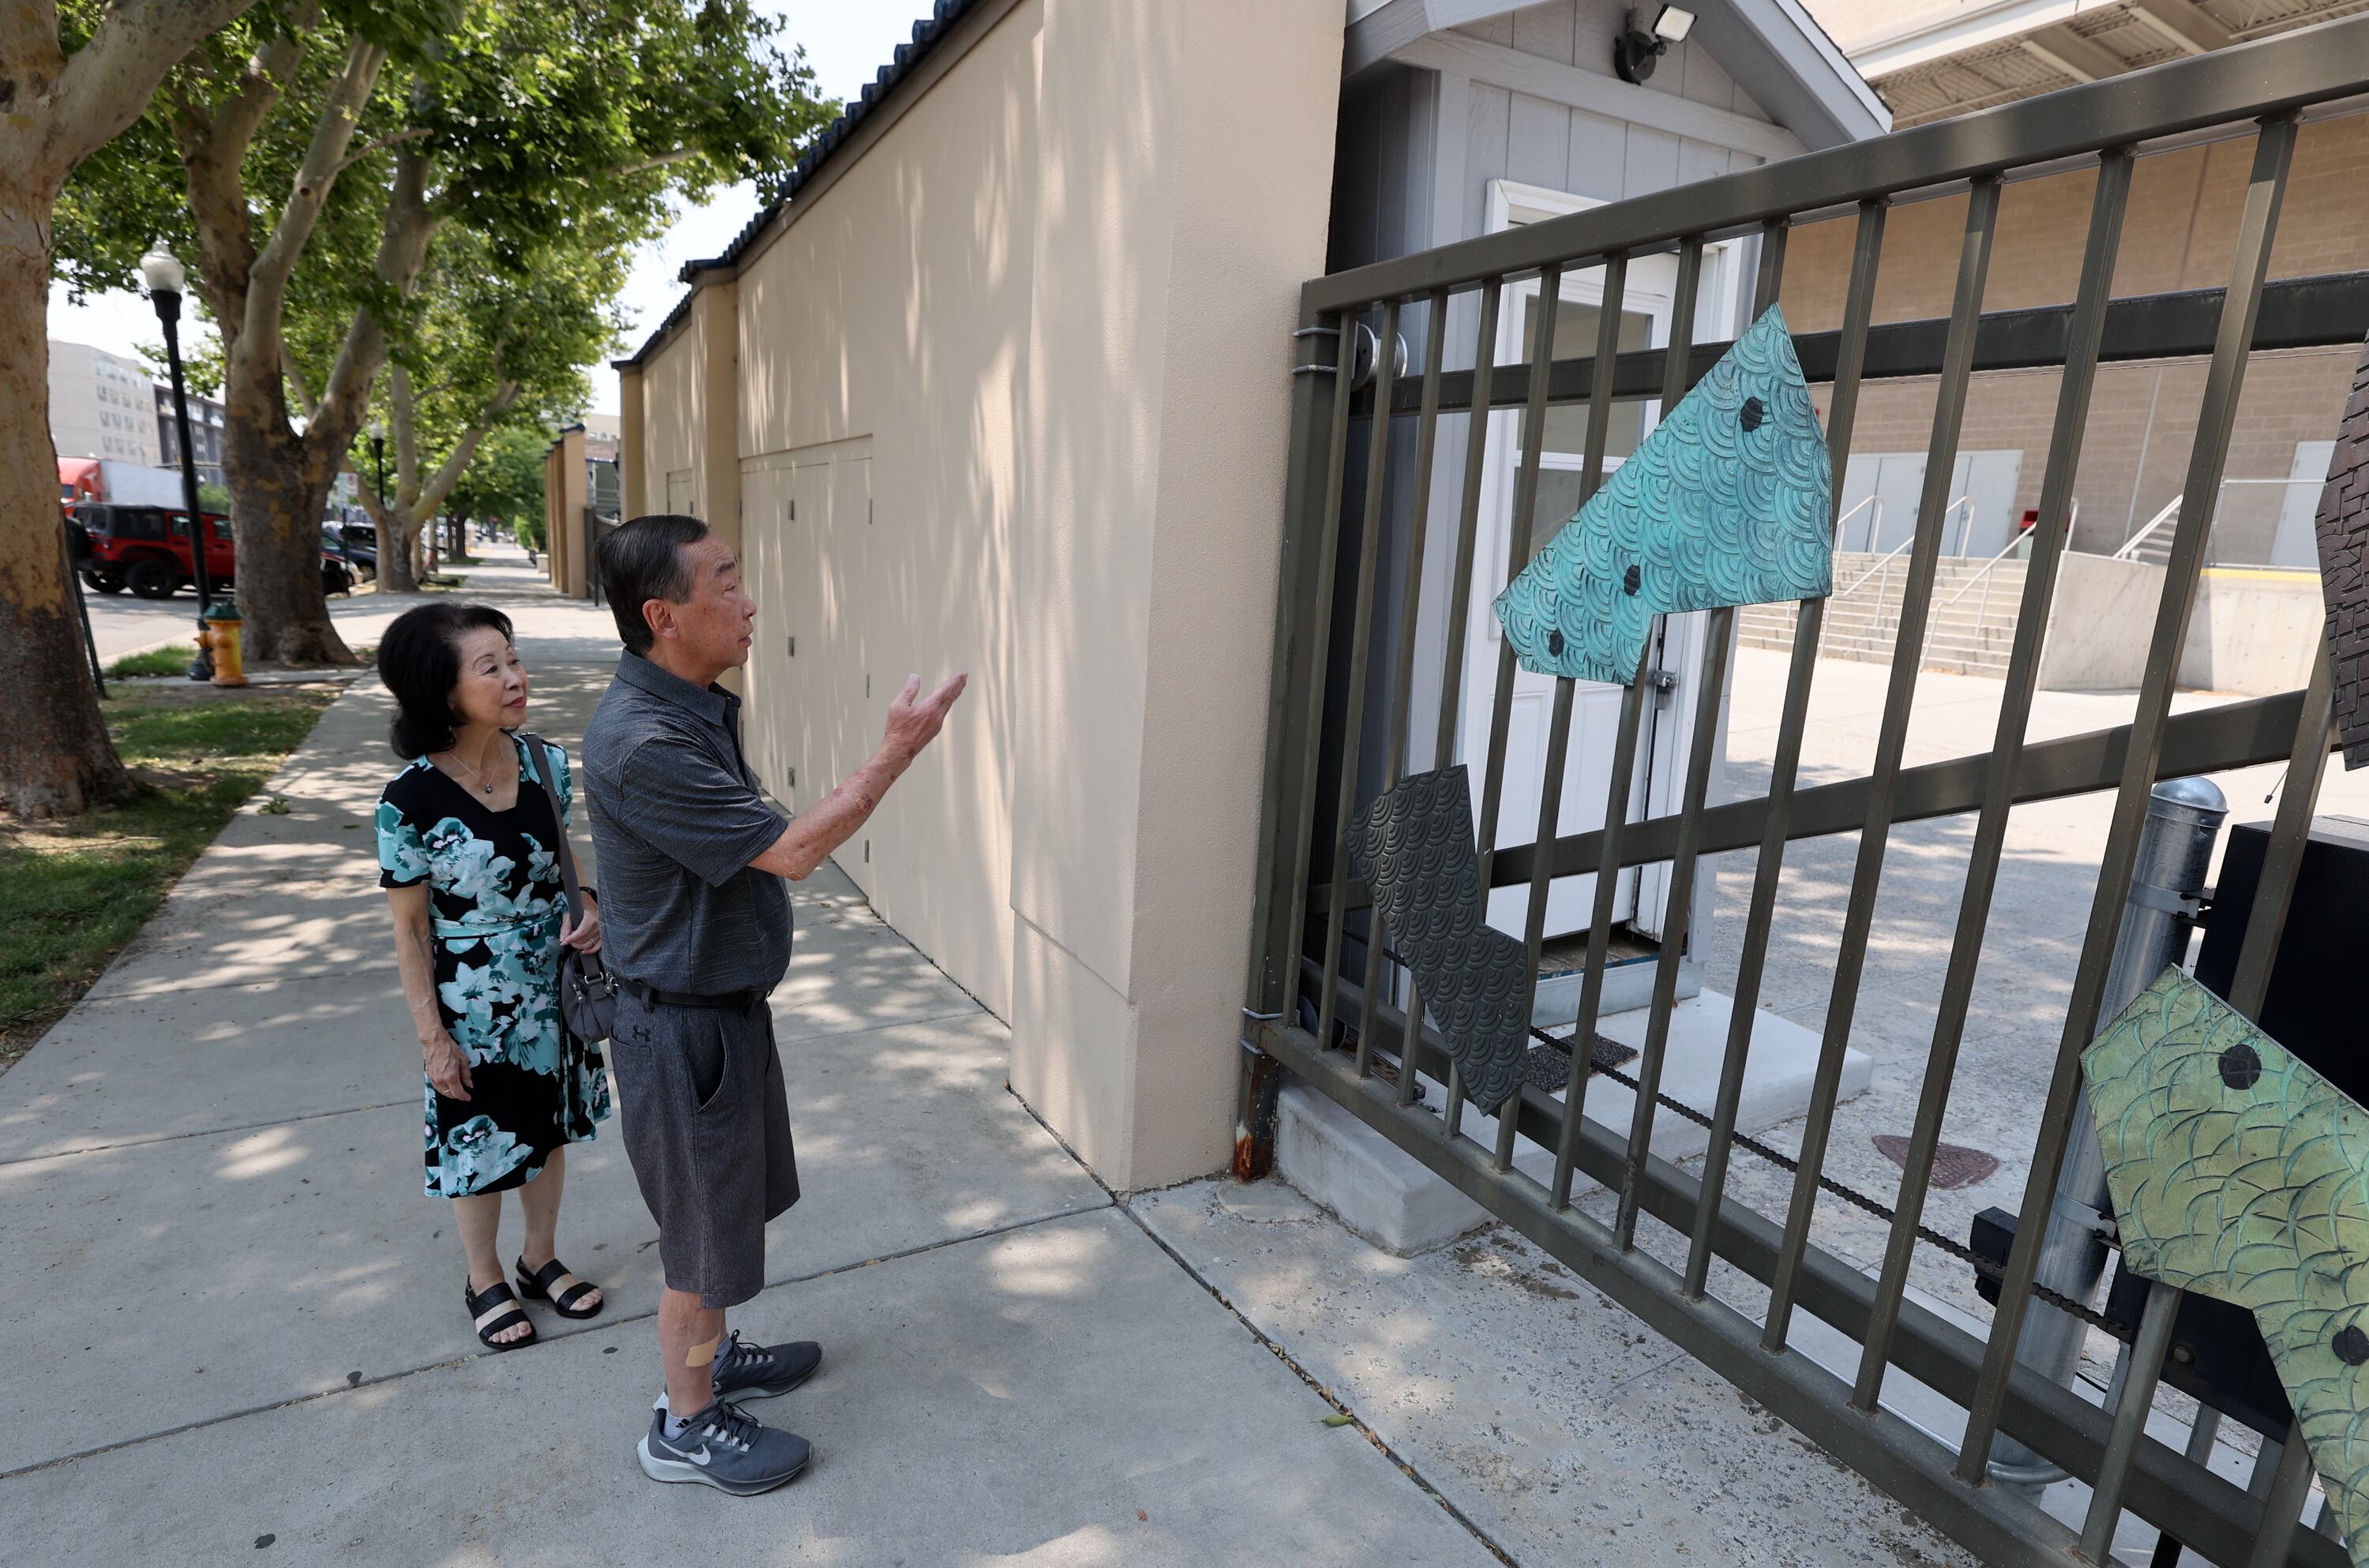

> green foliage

[
  {"left": 0, "top": 688, "right": 336, "bottom": 1068},
  {"left": 448, "top": 424, "right": 546, "bottom": 529},
  {"left": 197, "top": 482, "right": 232, "bottom": 512},
  {"left": 516, "top": 512, "right": 545, "bottom": 551}
]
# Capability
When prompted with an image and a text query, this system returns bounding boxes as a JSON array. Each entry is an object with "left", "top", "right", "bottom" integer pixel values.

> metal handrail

[
  {"left": 1835, "top": 495, "right": 1971, "bottom": 599},
  {"left": 1835, "top": 493, "right": 1882, "bottom": 553},
  {"left": 2112, "top": 493, "right": 2183, "bottom": 560},
  {"left": 1940, "top": 501, "right": 2076, "bottom": 612}
]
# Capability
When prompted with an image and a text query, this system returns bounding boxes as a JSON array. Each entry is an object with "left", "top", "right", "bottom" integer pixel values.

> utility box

[{"left": 2193, "top": 815, "right": 2369, "bottom": 1102}]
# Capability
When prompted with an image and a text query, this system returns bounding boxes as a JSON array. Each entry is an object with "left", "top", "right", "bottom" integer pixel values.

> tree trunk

[
  {"left": 0, "top": 194, "right": 133, "bottom": 815},
  {"left": 220, "top": 403, "right": 351, "bottom": 663},
  {"left": 377, "top": 512, "right": 420, "bottom": 593}
]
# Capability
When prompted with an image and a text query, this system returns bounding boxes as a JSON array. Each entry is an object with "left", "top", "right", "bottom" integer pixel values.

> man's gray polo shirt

[{"left": 580, "top": 651, "right": 792, "bottom": 996}]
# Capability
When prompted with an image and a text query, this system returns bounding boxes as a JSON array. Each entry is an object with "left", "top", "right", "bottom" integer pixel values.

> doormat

[
  {"left": 1870, "top": 1134, "right": 1999, "bottom": 1190},
  {"left": 1523, "top": 1035, "right": 1641, "bottom": 1093}
]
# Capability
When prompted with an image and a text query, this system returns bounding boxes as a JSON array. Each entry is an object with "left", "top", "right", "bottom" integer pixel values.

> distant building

[
  {"left": 48, "top": 339, "right": 160, "bottom": 467},
  {"left": 153, "top": 382, "right": 227, "bottom": 488}
]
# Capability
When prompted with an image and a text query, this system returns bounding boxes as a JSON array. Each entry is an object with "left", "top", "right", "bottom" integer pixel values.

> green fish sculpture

[
  {"left": 2082, "top": 966, "right": 2369, "bottom": 1556},
  {"left": 1492, "top": 303, "right": 1833, "bottom": 684}
]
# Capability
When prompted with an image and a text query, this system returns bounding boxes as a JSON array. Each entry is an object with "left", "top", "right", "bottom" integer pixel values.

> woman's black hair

[{"left": 379, "top": 602, "right": 517, "bottom": 759}]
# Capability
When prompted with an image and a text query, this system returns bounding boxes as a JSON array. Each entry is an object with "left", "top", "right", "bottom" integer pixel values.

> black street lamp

[
  {"left": 370, "top": 420, "right": 389, "bottom": 580},
  {"left": 142, "top": 249, "right": 214, "bottom": 680}
]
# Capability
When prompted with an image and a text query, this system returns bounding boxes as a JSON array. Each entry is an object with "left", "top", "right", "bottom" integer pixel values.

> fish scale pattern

[
  {"left": 1493, "top": 303, "right": 1834, "bottom": 685},
  {"left": 2082, "top": 966, "right": 2369, "bottom": 1561},
  {"left": 2312, "top": 338, "right": 2369, "bottom": 770},
  {"left": 1341, "top": 765, "right": 1530, "bottom": 1116}
]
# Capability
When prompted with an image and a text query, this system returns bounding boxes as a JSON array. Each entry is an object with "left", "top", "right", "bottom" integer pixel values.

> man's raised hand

[{"left": 883, "top": 673, "right": 967, "bottom": 764}]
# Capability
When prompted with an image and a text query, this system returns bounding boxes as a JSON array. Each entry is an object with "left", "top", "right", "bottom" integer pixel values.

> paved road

[{"left": 78, "top": 542, "right": 547, "bottom": 663}]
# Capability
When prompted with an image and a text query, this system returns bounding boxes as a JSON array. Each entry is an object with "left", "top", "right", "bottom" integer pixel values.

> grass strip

[
  {"left": 0, "top": 688, "right": 339, "bottom": 1075},
  {"left": 104, "top": 644, "right": 199, "bottom": 679}
]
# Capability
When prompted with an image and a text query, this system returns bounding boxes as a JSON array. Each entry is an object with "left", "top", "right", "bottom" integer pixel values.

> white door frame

[{"left": 1459, "top": 179, "right": 1747, "bottom": 942}]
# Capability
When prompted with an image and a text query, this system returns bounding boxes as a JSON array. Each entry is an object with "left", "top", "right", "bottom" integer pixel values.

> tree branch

[
  {"left": 48, "top": 0, "right": 260, "bottom": 171},
  {"left": 333, "top": 124, "right": 430, "bottom": 175},
  {"left": 411, "top": 380, "right": 520, "bottom": 520},
  {"left": 281, "top": 350, "right": 319, "bottom": 422},
  {"left": 245, "top": 36, "right": 384, "bottom": 336},
  {"left": 613, "top": 145, "right": 708, "bottom": 178}
]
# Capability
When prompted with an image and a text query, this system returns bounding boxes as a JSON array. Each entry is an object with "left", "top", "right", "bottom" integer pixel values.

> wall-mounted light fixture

[{"left": 1613, "top": 5, "right": 1695, "bottom": 84}]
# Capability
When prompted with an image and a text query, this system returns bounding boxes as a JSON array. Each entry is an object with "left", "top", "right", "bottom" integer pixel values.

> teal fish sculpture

[
  {"left": 1492, "top": 303, "right": 1833, "bottom": 684},
  {"left": 2082, "top": 966, "right": 2369, "bottom": 1560}
]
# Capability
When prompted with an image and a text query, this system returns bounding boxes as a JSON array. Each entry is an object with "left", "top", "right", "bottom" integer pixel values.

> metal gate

[{"left": 1239, "top": 22, "right": 2369, "bottom": 1567}]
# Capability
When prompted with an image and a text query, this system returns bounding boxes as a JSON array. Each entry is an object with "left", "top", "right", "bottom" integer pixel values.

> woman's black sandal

[
  {"left": 466, "top": 1278, "right": 537, "bottom": 1350},
  {"left": 516, "top": 1255, "right": 603, "bottom": 1319}
]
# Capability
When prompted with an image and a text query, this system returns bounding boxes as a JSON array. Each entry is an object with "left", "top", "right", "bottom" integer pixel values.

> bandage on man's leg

[{"left": 658, "top": 1286, "right": 726, "bottom": 1417}]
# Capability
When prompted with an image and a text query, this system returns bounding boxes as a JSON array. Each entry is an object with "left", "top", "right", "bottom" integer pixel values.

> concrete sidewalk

[{"left": 0, "top": 578, "right": 1496, "bottom": 1566}]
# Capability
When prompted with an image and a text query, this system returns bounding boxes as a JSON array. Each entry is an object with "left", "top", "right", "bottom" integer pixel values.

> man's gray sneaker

[
  {"left": 711, "top": 1330, "right": 823, "bottom": 1401},
  {"left": 637, "top": 1399, "right": 812, "bottom": 1495}
]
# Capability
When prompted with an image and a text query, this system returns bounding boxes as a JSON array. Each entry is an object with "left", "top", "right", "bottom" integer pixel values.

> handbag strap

[{"left": 515, "top": 733, "right": 595, "bottom": 953}]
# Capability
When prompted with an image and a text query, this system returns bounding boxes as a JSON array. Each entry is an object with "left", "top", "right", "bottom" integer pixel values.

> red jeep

[{"left": 68, "top": 503, "right": 355, "bottom": 599}]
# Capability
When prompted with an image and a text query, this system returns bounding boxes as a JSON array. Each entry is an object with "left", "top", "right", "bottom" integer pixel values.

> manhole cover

[
  {"left": 1871, "top": 1135, "right": 1999, "bottom": 1190},
  {"left": 1523, "top": 1035, "right": 1639, "bottom": 1093}
]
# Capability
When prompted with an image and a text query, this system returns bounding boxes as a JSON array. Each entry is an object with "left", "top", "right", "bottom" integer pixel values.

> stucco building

[
  {"left": 47, "top": 339, "right": 160, "bottom": 467},
  {"left": 607, "top": 0, "right": 1883, "bottom": 1188}
]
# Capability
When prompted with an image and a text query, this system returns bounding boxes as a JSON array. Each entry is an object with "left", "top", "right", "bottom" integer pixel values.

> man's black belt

[{"left": 618, "top": 975, "right": 768, "bottom": 1012}]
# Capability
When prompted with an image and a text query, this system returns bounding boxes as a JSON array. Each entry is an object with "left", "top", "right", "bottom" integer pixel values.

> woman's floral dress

[{"left": 377, "top": 737, "right": 611, "bottom": 1198}]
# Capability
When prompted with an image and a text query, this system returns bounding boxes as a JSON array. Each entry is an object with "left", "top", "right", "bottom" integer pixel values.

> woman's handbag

[{"left": 516, "top": 733, "right": 618, "bottom": 1044}]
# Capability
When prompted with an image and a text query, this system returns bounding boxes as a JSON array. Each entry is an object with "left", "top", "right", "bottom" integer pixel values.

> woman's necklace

[{"left": 445, "top": 740, "right": 505, "bottom": 797}]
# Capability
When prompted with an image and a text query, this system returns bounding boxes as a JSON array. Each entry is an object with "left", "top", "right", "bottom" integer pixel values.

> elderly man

[{"left": 582, "top": 512, "right": 964, "bottom": 1495}]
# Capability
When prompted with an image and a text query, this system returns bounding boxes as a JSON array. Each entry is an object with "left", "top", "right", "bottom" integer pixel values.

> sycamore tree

[
  {"left": 445, "top": 424, "right": 546, "bottom": 543},
  {"left": 1, "top": 0, "right": 260, "bottom": 815},
  {"left": 340, "top": 217, "right": 626, "bottom": 591},
  {"left": 57, "top": 0, "right": 828, "bottom": 662}
]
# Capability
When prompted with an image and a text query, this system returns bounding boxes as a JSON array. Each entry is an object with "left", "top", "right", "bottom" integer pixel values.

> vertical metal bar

[
  {"left": 1853, "top": 152, "right": 2134, "bottom": 1412},
  {"left": 1276, "top": 312, "right": 1366, "bottom": 1033},
  {"left": 2245, "top": 1435, "right": 2324, "bottom": 1568},
  {"left": 2067, "top": 653, "right": 2330, "bottom": 1564},
  {"left": 1957, "top": 114, "right": 2299, "bottom": 1476},
  {"left": 1447, "top": 263, "right": 1564, "bottom": 1137},
  {"left": 1501, "top": 251, "right": 1643, "bottom": 1172},
  {"left": 1402, "top": 279, "right": 1504, "bottom": 1108},
  {"left": 2078, "top": 1278, "right": 2183, "bottom": 1562},
  {"left": 1357, "top": 290, "right": 1451, "bottom": 1081},
  {"left": 1686, "top": 201, "right": 1886, "bottom": 1298},
  {"left": 1765, "top": 175, "right": 2003, "bottom": 1356},
  {"left": 1599, "top": 233, "right": 1718, "bottom": 1240},
  {"left": 1317, "top": 298, "right": 1403, "bottom": 1055},
  {"left": 1613, "top": 610, "right": 1730, "bottom": 1246},
  {"left": 1237, "top": 296, "right": 1350, "bottom": 1176}
]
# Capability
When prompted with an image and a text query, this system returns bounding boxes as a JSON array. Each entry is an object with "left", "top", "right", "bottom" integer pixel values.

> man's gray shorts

[{"left": 609, "top": 988, "right": 799, "bottom": 1309}]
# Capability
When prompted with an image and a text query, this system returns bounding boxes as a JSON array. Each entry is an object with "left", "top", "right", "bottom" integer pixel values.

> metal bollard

[{"left": 1989, "top": 775, "right": 2228, "bottom": 1493}]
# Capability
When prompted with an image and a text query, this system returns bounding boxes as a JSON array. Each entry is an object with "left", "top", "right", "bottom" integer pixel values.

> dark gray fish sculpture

[
  {"left": 1342, "top": 765, "right": 1530, "bottom": 1116},
  {"left": 1493, "top": 303, "right": 1833, "bottom": 684},
  {"left": 2311, "top": 336, "right": 2369, "bottom": 768}
]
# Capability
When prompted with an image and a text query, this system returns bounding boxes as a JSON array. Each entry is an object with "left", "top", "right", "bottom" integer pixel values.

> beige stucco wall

[
  {"left": 637, "top": 313, "right": 707, "bottom": 523},
  {"left": 720, "top": 0, "right": 1342, "bottom": 1188}
]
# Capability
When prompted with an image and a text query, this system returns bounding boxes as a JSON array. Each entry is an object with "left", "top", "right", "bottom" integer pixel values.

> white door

[
  {"left": 2270, "top": 440, "right": 2335, "bottom": 568},
  {"left": 1455, "top": 210, "right": 1742, "bottom": 942}
]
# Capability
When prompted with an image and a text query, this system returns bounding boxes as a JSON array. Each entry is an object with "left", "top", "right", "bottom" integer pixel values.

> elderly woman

[{"left": 376, "top": 602, "right": 611, "bottom": 1350}]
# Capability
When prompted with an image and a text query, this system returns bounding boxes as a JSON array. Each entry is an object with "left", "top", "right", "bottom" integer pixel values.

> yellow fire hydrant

[{"left": 201, "top": 598, "right": 249, "bottom": 687}]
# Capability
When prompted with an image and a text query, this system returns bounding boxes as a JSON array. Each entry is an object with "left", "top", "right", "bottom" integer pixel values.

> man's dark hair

[
  {"left": 377, "top": 602, "right": 517, "bottom": 759},
  {"left": 598, "top": 513, "right": 711, "bottom": 655}
]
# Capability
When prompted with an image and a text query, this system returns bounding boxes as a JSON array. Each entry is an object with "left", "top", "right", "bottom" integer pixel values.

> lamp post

[
  {"left": 370, "top": 421, "right": 389, "bottom": 583},
  {"left": 142, "top": 249, "right": 214, "bottom": 681}
]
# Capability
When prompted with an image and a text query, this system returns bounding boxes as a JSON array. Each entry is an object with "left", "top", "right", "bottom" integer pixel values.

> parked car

[
  {"left": 70, "top": 503, "right": 355, "bottom": 599},
  {"left": 322, "top": 521, "right": 377, "bottom": 582}
]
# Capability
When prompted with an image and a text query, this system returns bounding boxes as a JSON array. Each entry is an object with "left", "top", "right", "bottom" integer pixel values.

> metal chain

[
  {"left": 1523, "top": 1019, "right": 2133, "bottom": 1340},
  {"left": 1353, "top": 948, "right": 2130, "bottom": 1337}
]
